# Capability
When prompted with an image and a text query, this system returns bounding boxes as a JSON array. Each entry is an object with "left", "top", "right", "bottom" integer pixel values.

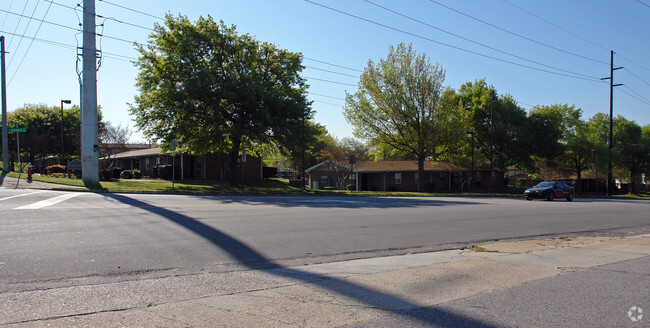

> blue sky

[{"left": 1, "top": 0, "right": 649, "bottom": 143}]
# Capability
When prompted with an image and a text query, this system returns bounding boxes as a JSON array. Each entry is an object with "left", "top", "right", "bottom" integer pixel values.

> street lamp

[
  {"left": 467, "top": 130, "right": 475, "bottom": 190},
  {"left": 60, "top": 100, "right": 72, "bottom": 164}
]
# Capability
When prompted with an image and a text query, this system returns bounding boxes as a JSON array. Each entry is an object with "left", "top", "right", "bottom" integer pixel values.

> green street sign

[{"left": 8, "top": 127, "right": 26, "bottom": 133}]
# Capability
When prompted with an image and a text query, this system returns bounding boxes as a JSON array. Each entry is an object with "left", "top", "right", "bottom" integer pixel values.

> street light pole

[{"left": 60, "top": 100, "right": 72, "bottom": 165}]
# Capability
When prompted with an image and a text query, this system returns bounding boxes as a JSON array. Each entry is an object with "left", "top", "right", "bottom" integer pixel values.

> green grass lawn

[{"left": 3, "top": 170, "right": 648, "bottom": 198}]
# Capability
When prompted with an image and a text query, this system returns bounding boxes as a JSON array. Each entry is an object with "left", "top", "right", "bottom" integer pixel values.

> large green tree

[
  {"left": 528, "top": 104, "right": 594, "bottom": 193},
  {"left": 454, "top": 80, "right": 538, "bottom": 176},
  {"left": 131, "top": 14, "right": 313, "bottom": 185},
  {"left": 344, "top": 43, "right": 463, "bottom": 191},
  {"left": 6, "top": 103, "right": 83, "bottom": 165},
  {"left": 613, "top": 117, "right": 647, "bottom": 194}
]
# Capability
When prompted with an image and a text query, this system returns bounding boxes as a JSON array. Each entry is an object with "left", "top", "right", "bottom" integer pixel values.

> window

[
  {"left": 395, "top": 172, "right": 402, "bottom": 184},
  {"left": 145, "top": 158, "right": 150, "bottom": 170}
]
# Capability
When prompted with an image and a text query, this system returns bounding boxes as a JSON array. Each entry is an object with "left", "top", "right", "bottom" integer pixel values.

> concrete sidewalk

[
  {"left": 1, "top": 234, "right": 648, "bottom": 327},
  {"left": 0, "top": 175, "right": 86, "bottom": 191}
]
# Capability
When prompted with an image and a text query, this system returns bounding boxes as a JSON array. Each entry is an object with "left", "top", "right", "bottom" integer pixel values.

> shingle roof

[
  {"left": 354, "top": 160, "right": 465, "bottom": 172},
  {"left": 105, "top": 147, "right": 166, "bottom": 159}
]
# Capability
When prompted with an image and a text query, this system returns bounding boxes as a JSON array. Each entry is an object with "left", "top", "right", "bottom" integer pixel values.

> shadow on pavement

[
  {"left": 104, "top": 193, "right": 498, "bottom": 327},
  {"left": 188, "top": 194, "right": 482, "bottom": 209}
]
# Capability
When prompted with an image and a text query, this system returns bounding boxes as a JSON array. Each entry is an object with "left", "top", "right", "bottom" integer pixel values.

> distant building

[{"left": 101, "top": 147, "right": 263, "bottom": 181}]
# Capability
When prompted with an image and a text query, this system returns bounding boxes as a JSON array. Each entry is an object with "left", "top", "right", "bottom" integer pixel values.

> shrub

[
  {"left": 120, "top": 170, "right": 134, "bottom": 179},
  {"left": 133, "top": 169, "right": 142, "bottom": 179},
  {"left": 156, "top": 165, "right": 179, "bottom": 180},
  {"left": 111, "top": 167, "right": 122, "bottom": 179},
  {"left": 46, "top": 164, "right": 66, "bottom": 175},
  {"left": 100, "top": 169, "right": 113, "bottom": 181}
]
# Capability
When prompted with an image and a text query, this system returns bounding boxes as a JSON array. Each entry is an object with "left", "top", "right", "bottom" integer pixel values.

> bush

[
  {"left": 111, "top": 167, "right": 122, "bottom": 179},
  {"left": 120, "top": 170, "right": 134, "bottom": 179},
  {"left": 157, "top": 165, "right": 180, "bottom": 180},
  {"left": 346, "top": 184, "right": 356, "bottom": 191},
  {"left": 46, "top": 165, "right": 66, "bottom": 175},
  {"left": 133, "top": 169, "right": 142, "bottom": 179},
  {"left": 100, "top": 169, "right": 113, "bottom": 181}
]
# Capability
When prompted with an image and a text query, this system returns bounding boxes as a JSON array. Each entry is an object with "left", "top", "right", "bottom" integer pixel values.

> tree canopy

[
  {"left": 344, "top": 43, "right": 463, "bottom": 190},
  {"left": 130, "top": 14, "right": 314, "bottom": 185}
]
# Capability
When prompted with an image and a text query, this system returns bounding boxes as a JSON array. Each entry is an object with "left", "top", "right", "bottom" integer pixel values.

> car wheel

[
  {"left": 546, "top": 191, "right": 554, "bottom": 201},
  {"left": 526, "top": 196, "right": 532, "bottom": 201},
  {"left": 566, "top": 192, "right": 573, "bottom": 201}
]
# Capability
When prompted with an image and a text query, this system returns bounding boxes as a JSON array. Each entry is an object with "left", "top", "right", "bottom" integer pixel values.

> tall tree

[
  {"left": 344, "top": 43, "right": 462, "bottom": 191},
  {"left": 613, "top": 117, "right": 646, "bottom": 194},
  {"left": 529, "top": 104, "right": 592, "bottom": 193},
  {"left": 131, "top": 14, "right": 313, "bottom": 185},
  {"left": 6, "top": 104, "right": 83, "bottom": 165}
]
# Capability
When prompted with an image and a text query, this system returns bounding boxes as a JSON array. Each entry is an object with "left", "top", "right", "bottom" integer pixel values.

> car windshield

[{"left": 535, "top": 182, "right": 554, "bottom": 187}]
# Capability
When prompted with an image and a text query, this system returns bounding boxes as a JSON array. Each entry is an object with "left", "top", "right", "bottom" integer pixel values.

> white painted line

[
  {"left": 0, "top": 191, "right": 47, "bottom": 202},
  {"left": 15, "top": 193, "right": 83, "bottom": 210}
]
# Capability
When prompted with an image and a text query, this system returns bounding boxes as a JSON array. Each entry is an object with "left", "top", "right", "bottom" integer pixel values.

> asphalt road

[{"left": 1, "top": 189, "right": 648, "bottom": 292}]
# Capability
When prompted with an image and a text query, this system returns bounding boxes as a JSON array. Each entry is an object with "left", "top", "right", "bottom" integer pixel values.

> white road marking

[
  {"left": 0, "top": 191, "right": 46, "bottom": 202},
  {"left": 15, "top": 193, "right": 83, "bottom": 210}
]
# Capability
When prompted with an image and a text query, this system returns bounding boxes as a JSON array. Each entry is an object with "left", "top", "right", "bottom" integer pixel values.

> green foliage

[
  {"left": 130, "top": 14, "right": 314, "bottom": 185},
  {"left": 5, "top": 104, "right": 103, "bottom": 163},
  {"left": 344, "top": 43, "right": 464, "bottom": 190}
]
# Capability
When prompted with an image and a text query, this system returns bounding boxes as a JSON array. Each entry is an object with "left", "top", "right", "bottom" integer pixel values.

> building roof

[
  {"left": 105, "top": 147, "right": 166, "bottom": 160},
  {"left": 354, "top": 160, "right": 465, "bottom": 172},
  {"left": 305, "top": 160, "right": 467, "bottom": 173}
]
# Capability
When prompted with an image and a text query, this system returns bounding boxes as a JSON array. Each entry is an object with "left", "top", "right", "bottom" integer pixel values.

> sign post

[{"left": 8, "top": 127, "right": 26, "bottom": 172}]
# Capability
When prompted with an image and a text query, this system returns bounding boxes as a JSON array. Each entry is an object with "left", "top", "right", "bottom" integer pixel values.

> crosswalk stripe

[
  {"left": 15, "top": 193, "right": 83, "bottom": 210},
  {"left": 0, "top": 191, "right": 47, "bottom": 202}
]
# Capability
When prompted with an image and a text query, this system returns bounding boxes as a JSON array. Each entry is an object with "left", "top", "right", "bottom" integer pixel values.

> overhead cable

[{"left": 304, "top": 0, "right": 602, "bottom": 82}]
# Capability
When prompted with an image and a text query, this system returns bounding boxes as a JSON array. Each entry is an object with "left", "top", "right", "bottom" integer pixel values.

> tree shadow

[
  {"left": 104, "top": 193, "right": 498, "bottom": 327},
  {"left": 188, "top": 194, "right": 482, "bottom": 209}
]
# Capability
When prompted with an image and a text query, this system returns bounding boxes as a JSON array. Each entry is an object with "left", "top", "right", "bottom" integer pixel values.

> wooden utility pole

[{"left": 601, "top": 50, "right": 623, "bottom": 196}]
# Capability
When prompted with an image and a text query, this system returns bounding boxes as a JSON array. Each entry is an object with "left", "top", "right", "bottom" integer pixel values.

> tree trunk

[
  {"left": 576, "top": 166, "right": 582, "bottom": 195},
  {"left": 229, "top": 136, "right": 241, "bottom": 186},
  {"left": 417, "top": 155, "right": 425, "bottom": 192}
]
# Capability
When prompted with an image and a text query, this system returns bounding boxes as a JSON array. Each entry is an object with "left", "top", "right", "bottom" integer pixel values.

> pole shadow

[{"left": 105, "top": 193, "right": 498, "bottom": 327}]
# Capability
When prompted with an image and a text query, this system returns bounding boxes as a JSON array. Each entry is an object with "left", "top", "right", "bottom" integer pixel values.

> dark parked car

[{"left": 524, "top": 181, "right": 574, "bottom": 201}]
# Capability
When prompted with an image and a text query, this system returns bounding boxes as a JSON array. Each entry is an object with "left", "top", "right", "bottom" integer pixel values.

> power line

[
  {"left": 5, "top": 0, "right": 30, "bottom": 50},
  {"left": 0, "top": 29, "right": 136, "bottom": 62},
  {"left": 304, "top": 0, "right": 603, "bottom": 82},
  {"left": 309, "top": 92, "right": 346, "bottom": 101},
  {"left": 620, "top": 85, "right": 650, "bottom": 105},
  {"left": 636, "top": 0, "right": 650, "bottom": 8},
  {"left": 8, "top": 0, "right": 55, "bottom": 85},
  {"left": 305, "top": 66, "right": 359, "bottom": 78},
  {"left": 499, "top": 0, "right": 609, "bottom": 52},
  {"left": 97, "top": 0, "right": 164, "bottom": 20},
  {"left": 304, "top": 57, "right": 364, "bottom": 73},
  {"left": 0, "top": 0, "right": 16, "bottom": 30},
  {"left": 365, "top": 0, "right": 601, "bottom": 80},
  {"left": 427, "top": 0, "right": 609, "bottom": 65},
  {"left": 43, "top": 0, "right": 155, "bottom": 32},
  {"left": 623, "top": 68, "right": 650, "bottom": 88},
  {"left": 304, "top": 76, "right": 357, "bottom": 87}
]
